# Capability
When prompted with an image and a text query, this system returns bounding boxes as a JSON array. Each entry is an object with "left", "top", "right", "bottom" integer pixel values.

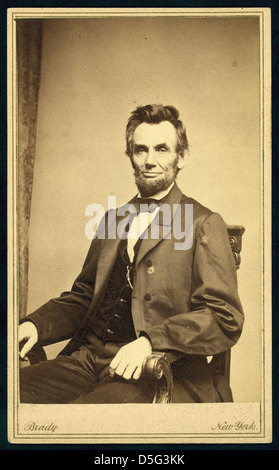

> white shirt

[{"left": 127, "top": 183, "right": 174, "bottom": 263}]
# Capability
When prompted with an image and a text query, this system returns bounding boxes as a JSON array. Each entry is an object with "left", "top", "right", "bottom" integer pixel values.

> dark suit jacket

[{"left": 25, "top": 184, "right": 244, "bottom": 402}]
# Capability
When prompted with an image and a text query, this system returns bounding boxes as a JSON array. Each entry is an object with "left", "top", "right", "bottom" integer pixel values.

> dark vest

[{"left": 88, "top": 238, "right": 140, "bottom": 342}]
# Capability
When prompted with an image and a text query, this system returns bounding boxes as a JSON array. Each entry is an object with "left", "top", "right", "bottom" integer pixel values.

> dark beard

[{"left": 134, "top": 167, "right": 178, "bottom": 198}]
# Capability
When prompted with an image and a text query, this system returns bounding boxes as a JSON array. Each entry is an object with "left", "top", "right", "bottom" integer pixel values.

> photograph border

[{"left": 5, "top": 4, "right": 273, "bottom": 447}]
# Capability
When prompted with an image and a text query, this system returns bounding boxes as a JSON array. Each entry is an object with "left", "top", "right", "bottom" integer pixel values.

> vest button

[
  {"left": 144, "top": 293, "right": 152, "bottom": 301},
  {"left": 106, "top": 328, "right": 114, "bottom": 334},
  {"left": 146, "top": 259, "right": 153, "bottom": 267}
]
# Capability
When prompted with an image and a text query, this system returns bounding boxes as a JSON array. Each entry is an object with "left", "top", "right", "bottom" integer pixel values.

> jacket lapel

[{"left": 136, "top": 183, "right": 183, "bottom": 267}]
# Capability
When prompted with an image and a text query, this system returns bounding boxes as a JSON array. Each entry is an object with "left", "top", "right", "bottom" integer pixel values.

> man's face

[{"left": 131, "top": 121, "right": 185, "bottom": 197}]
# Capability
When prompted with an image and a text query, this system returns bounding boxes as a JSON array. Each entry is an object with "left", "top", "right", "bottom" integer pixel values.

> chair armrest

[
  {"left": 142, "top": 349, "right": 232, "bottom": 404},
  {"left": 142, "top": 352, "right": 174, "bottom": 403}
]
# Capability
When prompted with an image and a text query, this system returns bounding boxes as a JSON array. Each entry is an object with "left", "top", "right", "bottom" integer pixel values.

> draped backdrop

[{"left": 17, "top": 20, "right": 43, "bottom": 318}]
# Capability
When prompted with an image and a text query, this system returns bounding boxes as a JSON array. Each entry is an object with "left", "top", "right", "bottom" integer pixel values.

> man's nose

[{"left": 145, "top": 150, "right": 157, "bottom": 168}]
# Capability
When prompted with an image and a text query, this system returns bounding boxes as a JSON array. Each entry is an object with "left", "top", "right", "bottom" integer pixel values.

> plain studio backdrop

[{"left": 26, "top": 16, "right": 262, "bottom": 402}]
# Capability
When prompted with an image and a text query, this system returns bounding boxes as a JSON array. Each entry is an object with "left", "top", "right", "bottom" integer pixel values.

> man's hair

[{"left": 125, "top": 104, "right": 189, "bottom": 158}]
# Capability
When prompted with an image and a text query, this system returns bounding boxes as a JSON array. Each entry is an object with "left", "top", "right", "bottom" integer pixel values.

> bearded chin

[{"left": 134, "top": 167, "right": 178, "bottom": 198}]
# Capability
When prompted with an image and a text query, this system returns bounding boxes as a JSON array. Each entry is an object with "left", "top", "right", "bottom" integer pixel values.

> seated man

[{"left": 19, "top": 104, "right": 244, "bottom": 404}]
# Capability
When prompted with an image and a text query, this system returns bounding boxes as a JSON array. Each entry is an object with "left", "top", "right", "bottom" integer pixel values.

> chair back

[{"left": 210, "top": 224, "right": 245, "bottom": 384}]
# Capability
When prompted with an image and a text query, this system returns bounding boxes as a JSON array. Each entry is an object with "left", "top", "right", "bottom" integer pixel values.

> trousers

[
  {"left": 20, "top": 333, "right": 222, "bottom": 404},
  {"left": 20, "top": 333, "right": 157, "bottom": 404}
]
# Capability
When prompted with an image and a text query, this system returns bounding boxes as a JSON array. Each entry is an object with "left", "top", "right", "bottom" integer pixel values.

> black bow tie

[
  {"left": 135, "top": 197, "right": 158, "bottom": 205},
  {"left": 132, "top": 199, "right": 157, "bottom": 214},
  {"left": 135, "top": 193, "right": 169, "bottom": 205},
  {"left": 134, "top": 194, "right": 170, "bottom": 214}
]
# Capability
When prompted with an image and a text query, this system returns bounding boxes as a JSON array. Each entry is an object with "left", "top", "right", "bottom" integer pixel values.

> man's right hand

[{"left": 19, "top": 321, "right": 38, "bottom": 361}]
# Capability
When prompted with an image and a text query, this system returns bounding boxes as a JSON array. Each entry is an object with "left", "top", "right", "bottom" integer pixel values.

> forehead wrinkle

[{"left": 133, "top": 122, "right": 177, "bottom": 148}]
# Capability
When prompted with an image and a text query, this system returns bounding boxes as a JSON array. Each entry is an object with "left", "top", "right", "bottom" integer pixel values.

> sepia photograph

[{"left": 7, "top": 7, "right": 272, "bottom": 444}]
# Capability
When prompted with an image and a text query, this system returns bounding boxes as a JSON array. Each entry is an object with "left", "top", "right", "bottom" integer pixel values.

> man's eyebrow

[
  {"left": 134, "top": 144, "right": 148, "bottom": 150},
  {"left": 133, "top": 143, "right": 170, "bottom": 150}
]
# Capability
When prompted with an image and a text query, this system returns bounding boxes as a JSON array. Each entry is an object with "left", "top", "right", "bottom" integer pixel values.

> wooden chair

[{"left": 25, "top": 224, "right": 245, "bottom": 403}]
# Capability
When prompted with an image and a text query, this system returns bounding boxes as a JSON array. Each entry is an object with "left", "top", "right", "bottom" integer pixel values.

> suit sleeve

[
  {"left": 20, "top": 235, "right": 102, "bottom": 344},
  {"left": 143, "top": 213, "right": 245, "bottom": 356}
]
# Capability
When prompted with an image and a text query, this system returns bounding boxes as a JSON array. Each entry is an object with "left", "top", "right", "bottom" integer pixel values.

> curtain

[{"left": 17, "top": 20, "right": 43, "bottom": 318}]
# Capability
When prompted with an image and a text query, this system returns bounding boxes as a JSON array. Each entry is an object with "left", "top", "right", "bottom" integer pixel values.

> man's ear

[{"left": 176, "top": 150, "right": 188, "bottom": 170}]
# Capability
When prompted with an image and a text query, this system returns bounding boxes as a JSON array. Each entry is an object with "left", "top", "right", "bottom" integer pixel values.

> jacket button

[
  {"left": 146, "top": 259, "right": 153, "bottom": 267},
  {"left": 106, "top": 328, "right": 114, "bottom": 334},
  {"left": 144, "top": 293, "right": 152, "bottom": 301}
]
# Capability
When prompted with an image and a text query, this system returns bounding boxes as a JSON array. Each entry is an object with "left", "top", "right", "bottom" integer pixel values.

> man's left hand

[{"left": 109, "top": 336, "right": 152, "bottom": 381}]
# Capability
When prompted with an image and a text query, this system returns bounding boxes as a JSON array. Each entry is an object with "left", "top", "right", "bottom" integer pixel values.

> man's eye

[
  {"left": 158, "top": 147, "right": 168, "bottom": 153},
  {"left": 136, "top": 148, "right": 146, "bottom": 154}
]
